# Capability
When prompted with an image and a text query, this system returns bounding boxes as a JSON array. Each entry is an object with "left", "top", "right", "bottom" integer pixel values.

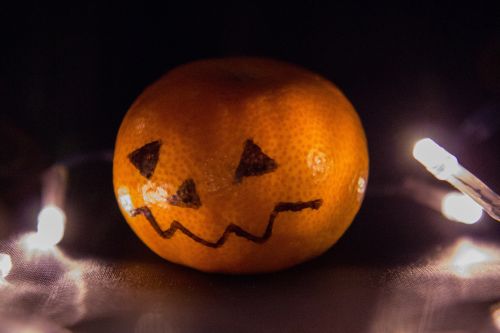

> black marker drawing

[{"left": 131, "top": 199, "right": 323, "bottom": 248}]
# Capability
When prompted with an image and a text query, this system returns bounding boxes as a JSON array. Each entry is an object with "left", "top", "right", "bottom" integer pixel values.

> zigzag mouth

[{"left": 130, "top": 199, "right": 323, "bottom": 249}]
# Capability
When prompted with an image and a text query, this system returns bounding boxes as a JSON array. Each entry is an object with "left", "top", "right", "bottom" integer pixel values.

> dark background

[
  {"left": 1, "top": 2, "right": 499, "bottom": 255},
  {"left": 1, "top": 3, "right": 500, "bottom": 332}
]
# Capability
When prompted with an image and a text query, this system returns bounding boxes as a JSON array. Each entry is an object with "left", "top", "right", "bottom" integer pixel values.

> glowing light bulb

[
  {"left": 413, "top": 138, "right": 459, "bottom": 180},
  {"left": 0, "top": 253, "right": 12, "bottom": 279},
  {"left": 413, "top": 138, "right": 500, "bottom": 221},
  {"left": 36, "top": 205, "right": 66, "bottom": 248},
  {"left": 441, "top": 192, "right": 483, "bottom": 224}
]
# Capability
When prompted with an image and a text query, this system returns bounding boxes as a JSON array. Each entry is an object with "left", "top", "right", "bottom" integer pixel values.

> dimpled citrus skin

[{"left": 113, "top": 57, "right": 368, "bottom": 274}]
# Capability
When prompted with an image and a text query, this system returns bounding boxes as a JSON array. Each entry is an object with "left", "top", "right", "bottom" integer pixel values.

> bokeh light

[
  {"left": 441, "top": 192, "right": 483, "bottom": 224},
  {"left": 448, "top": 239, "right": 492, "bottom": 277},
  {"left": 36, "top": 205, "right": 66, "bottom": 248},
  {"left": 24, "top": 205, "right": 67, "bottom": 251},
  {"left": 0, "top": 253, "right": 12, "bottom": 279},
  {"left": 492, "top": 303, "right": 500, "bottom": 331}
]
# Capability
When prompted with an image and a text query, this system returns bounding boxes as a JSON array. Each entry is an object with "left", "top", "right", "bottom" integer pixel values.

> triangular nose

[
  {"left": 167, "top": 179, "right": 202, "bottom": 209},
  {"left": 235, "top": 139, "right": 278, "bottom": 183}
]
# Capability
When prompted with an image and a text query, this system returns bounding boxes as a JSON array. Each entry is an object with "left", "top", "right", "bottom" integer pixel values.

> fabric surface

[{"left": 1, "top": 193, "right": 499, "bottom": 333}]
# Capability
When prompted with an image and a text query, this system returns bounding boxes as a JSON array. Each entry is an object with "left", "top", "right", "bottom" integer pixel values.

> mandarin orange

[{"left": 113, "top": 57, "right": 368, "bottom": 273}]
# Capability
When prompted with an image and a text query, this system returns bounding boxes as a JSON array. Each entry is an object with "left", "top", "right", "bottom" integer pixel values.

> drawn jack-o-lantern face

[{"left": 113, "top": 57, "right": 368, "bottom": 273}]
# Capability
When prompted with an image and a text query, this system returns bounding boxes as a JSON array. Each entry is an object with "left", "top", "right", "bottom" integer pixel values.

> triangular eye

[
  {"left": 168, "top": 178, "right": 202, "bottom": 209},
  {"left": 235, "top": 139, "right": 278, "bottom": 183},
  {"left": 128, "top": 140, "right": 161, "bottom": 179}
]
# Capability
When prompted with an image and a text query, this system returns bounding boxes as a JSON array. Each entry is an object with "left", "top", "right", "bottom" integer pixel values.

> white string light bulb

[
  {"left": 413, "top": 138, "right": 500, "bottom": 221},
  {"left": 28, "top": 164, "right": 69, "bottom": 249},
  {"left": 413, "top": 138, "right": 459, "bottom": 180}
]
